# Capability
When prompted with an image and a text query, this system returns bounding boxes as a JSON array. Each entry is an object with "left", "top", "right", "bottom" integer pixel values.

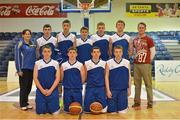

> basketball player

[
  {"left": 60, "top": 47, "right": 85, "bottom": 113},
  {"left": 132, "top": 22, "right": 155, "bottom": 109},
  {"left": 36, "top": 24, "right": 59, "bottom": 61},
  {"left": 109, "top": 20, "right": 133, "bottom": 60},
  {"left": 84, "top": 47, "right": 107, "bottom": 113},
  {"left": 90, "top": 22, "right": 111, "bottom": 61},
  {"left": 57, "top": 19, "right": 76, "bottom": 63},
  {"left": 76, "top": 26, "right": 93, "bottom": 64},
  {"left": 105, "top": 45, "right": 131, "bottom": 114},
  {"left": 33, "top": 45, "right": 60, "bottom": 114}
]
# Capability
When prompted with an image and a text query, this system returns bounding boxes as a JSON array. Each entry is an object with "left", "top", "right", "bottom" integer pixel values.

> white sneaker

[
  {"left": 52, "top": 109, "right": 60, "bottom": 115},
  {"left": 26, "top": 105, "right": 33, "bottom": 109},
  {"left": 21, "top": 107, "right": 27, "bottom": 111}
]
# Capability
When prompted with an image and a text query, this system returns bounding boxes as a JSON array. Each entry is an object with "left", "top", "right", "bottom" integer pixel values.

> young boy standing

[
  {"left": 76, "top": 27, "right": 93, "bottom": 64},
  {"left": 90, "top": 22, "right": 111, "bottom": 61},
  {"left": 57, "top": 19, "right": 76, "bottom": 63}
]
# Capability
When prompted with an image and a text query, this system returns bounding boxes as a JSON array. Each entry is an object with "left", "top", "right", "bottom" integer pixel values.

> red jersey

[{"left": 133, "top": 35, "right": 155, "bottom": 64}]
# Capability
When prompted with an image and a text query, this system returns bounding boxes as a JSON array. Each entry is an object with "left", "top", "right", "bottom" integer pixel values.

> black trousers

[{"left": 19, "top": 69, "right": 33, "bottom": 107}]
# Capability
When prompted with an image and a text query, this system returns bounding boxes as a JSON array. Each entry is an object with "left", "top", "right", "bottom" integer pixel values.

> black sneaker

[
  {"left": 147, "top": 104, "right": 153, "bottom": 109},
  {"left": 132, "top": 103, "right": 140, "bottom": 108}
]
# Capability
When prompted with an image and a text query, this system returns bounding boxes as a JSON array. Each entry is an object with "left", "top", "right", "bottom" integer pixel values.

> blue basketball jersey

[
  {"left": 76, "top": 38, "right": 93, "bottom": 63},
  {"left": 62, "top": 61, "right": 83, "bottom": 89},
  {"left": 35, "top": 59, "right": 59, "bottom": 90},
  {"left": 111, "top": 33, "right": 131, "bottom": 59},
  {"left": 85, "top": 59, "right": 106, "bottom": 88},
  {"left": 107, "top": 58, "right": 130, "bottom": 90},
  {"left": 36, "top": 36, "right": 57, "bottom": 59},
  {"left": 91, "top": 34, "right": 110, "bottom": 61},
  {"left": 57, "top": 32, "right": 75, "bottom": 62}
]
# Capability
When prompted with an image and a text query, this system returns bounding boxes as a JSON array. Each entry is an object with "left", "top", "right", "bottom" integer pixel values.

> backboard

[{"left": 61, "top": 0, "right": 111, "bottom": 13}]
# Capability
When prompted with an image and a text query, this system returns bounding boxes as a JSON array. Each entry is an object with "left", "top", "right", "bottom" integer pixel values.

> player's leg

[
  {"left": 72, "top": 89, "right": 83, "bottom": 106},
  {"left": 107, "top": 90, "right": 118, "bottom": 113},
  {"left": 47, "top": 88, "right": 60, "bottom": 114},
  {"left": 117, "top": 89, "right": 128, "bottom": 113},
  {"left": 84, "top": 88, "right": 95, "bottom": 113},
  {"left": 35, "top": 90, "right": 47, "bottom": 114},
  {"left": 63, "top": 88, "right": 72, "bottom": 112},
  {"left": 133, "top": 64, "right": 142, "bottom": 107},
  {"left": 95, "top": 87, "right": 107, "bottom": 113},
  {"left": 141, "top": 64, "right": 153, "bottom": 108}
]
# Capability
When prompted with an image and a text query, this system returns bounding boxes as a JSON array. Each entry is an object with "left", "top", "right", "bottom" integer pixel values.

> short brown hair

[
  {"left": 62, "top": 19, "right": 71, "bottom": 25},
  {"left": 138, "top": 22, "right": 146, "bottom": 28},
  {"left": 97, "top": 22, "right": 105, "bottom": 27},
  {"left": 80, "top": 26, "right": 89, "bottom": 32},
  {"left": 22, "top": 29, "right": 31, "bottom": 35},
  {"left": 113, "top": 45, "right": 123, "bottom": 52},
  {"left": 43, "top": 24, "right": 51, "bottom": 29},
  {"left": 91, "top": 46, "right": 101, "bottom": 53},
  {"left": 68, "top": 47, "right": 77, "bottom": 53},
  {"left": 116, "top": 20, "right": 125, "bottom": 27}
]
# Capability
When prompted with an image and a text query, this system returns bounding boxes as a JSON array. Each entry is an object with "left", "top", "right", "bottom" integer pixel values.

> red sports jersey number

[{"left": 137, "top": 52, "right": 147, "bottom": 63}]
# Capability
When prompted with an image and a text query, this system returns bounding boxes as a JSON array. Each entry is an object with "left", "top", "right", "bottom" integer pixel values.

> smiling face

[
  {"left": 22, "top": 30, "right": 31, "bottom": 41},
  {"left": 138, "top": 23, "right": 146, "bottom": 36}
]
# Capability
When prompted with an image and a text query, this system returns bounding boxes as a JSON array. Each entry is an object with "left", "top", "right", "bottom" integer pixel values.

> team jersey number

[{"left": 137, "top": 52, "right": 147, "bottom": 63}]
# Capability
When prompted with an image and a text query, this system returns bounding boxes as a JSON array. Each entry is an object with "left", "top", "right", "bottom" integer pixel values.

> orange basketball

[
  {"left": 90, "top": 102, "right": 103, "bottom": 114},
  {"left": 69, "top": 102, "right": 82, "bottom": 115}
]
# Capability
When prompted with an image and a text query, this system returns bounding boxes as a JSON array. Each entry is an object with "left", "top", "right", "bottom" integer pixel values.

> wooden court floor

[{"left": 0, "top": 80, "right": 180, "bottom": 120}]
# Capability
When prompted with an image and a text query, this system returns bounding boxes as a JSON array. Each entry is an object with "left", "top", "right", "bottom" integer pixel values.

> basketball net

[{"left": 78, "top": 0, "right": 94, "bottom": 18}]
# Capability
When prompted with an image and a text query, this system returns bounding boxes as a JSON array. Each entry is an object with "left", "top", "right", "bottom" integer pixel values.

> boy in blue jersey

[
  {"left": 33, "top": 45, "right": 60, "bottom": 115},
  {"left": 15, "top": 29, "right": 36, "bottom": 110},
  {"left": 60, "top": 47, "right": 85, "bottom": 113},
  {"left": 57, "top": 19, "right": 76, "bottom": 63},
  {"left": 91, "top": 22, "right": 111, "bottom": 61},
  {"left": 84, "top": 47, "right": 107, "bottom": 113},
  {"left": 36, "top": 24, "right": 61, "bottom": 62},
  {"left": 105, "top": 45, "right": 131, "bottom": 114},
  {"left": 109, "top": 20, "right": 133, "bottom": 60},
  {"left": 76, "top": 27, "right": 93, "bottom": 64}
]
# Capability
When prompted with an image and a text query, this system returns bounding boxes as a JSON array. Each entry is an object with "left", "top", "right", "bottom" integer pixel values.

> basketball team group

[{"left": 15, "top": 19, "right": 156, "bottom": 115}]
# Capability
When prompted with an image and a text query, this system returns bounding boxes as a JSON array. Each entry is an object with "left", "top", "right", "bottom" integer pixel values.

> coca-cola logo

[
  {"left": 26, "top": 5, "right": 55, "bottom": 16},
  {"left": 0, "top": 5, "right": 20, "bottom": 16},
  {"left": 0, "top": 6, "right": 12, "bottom": 16}
]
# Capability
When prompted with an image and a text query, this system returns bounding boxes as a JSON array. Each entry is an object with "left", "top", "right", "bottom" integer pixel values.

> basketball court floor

[{"left": 0, "top": 79, "right": 180, "bottom": 120}]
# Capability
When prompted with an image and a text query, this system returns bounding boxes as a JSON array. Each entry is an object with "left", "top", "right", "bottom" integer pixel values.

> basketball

[
  {"left": 90, "top": 102, "right": 103, "bottom": 114},
  {"left": 69, "top": 102, "right": 82, "bottom": 115}
]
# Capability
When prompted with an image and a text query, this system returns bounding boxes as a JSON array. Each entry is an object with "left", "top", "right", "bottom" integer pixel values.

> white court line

[{"left": 0, "top": 85, "right": 175, "bottom": 102}]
